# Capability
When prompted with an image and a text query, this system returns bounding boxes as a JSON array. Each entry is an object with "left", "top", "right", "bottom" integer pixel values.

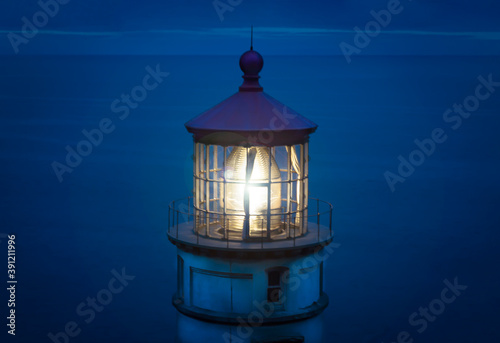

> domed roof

[{"left": 185, "top": 49, "right": 317, "bottom": 146}]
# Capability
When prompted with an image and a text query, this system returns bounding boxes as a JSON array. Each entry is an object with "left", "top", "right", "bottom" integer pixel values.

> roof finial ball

[
  {"left": 239, "top": 50, "right": 264, "bottom": 76},
  {"left": 239, "top": 26, "right": 264, "bottom": 91}
]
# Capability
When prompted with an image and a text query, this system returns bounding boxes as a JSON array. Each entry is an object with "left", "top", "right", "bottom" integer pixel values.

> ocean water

[{"left": 1, "top": 55, "right": 499, "bottom": 342}]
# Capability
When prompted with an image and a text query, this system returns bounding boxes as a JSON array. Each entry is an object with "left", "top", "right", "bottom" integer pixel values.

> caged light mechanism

[
  {"left": 193, "top": 142, "right": 309, "bottom": 241},
  {"left": 167, "top": 40, "right": 334, "bottom": 328}
]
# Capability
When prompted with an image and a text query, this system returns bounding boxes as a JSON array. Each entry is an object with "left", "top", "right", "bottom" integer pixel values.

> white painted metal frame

[{"left": 192, "top": 142, "right": 309, "bottom": 241}]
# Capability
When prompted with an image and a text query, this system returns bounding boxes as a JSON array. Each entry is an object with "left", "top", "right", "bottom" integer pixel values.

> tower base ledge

[{"left": 172, "top": 292, "right": 329, "bottom": 326}]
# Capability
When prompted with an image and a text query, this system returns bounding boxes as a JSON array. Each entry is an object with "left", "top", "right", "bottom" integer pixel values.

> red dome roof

[{"left": 185, "top": 50, "right": 317, "bottom": 146}]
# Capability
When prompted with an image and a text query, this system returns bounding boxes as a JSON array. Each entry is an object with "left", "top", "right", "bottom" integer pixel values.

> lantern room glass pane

[
  {"left": 223, "top": 146, "right": 281, "bottom": 238},
  {"left": 192, "top": 142, "right": 310, "bottom": 241}
]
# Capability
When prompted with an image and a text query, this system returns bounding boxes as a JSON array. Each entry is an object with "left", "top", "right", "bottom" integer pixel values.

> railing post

[
  {"left": 317, "top": 213, "right": 320, "bottom": 242},
  {"left": 293, "top": 216, "right": 296, "bottom": 247},
  {"left": 317, "top": 198, "right": 320, "bottom": 241},
  {"left": 223, "top": 214, "right": 227, "bottom": 240},
  {"left": 317, "top": 198, "right": 320, "bottom": 226},
  {"left": 226, "top": 217, "right": 229, "bottom": 249},
  {"left": 176, "top": 211, "right": 179, "bottom": 239},
  {"left": 261, "top": 218, "right": 264, "bottom": 249},
  {"left": 192, "top": 207, "right": 195, "bottom": 232},
  {"left": 284, "top": 213, "right": 290, "bottom": 238},
  {"left": 329, "top": 206, "right": 332, "bottom": 237},
  {"left": 173, "top": 200, "right": 176, "bottom": 237},
  {"left": 196, "top": 213, "right": 200, "bottom": 245}
]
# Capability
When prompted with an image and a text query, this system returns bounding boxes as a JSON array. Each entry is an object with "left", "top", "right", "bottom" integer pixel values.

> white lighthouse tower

[{"left": 167, "top": 46, "right": 333, "bottom": 340}]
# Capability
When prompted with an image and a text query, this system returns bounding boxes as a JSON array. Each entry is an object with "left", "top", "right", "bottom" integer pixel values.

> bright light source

[{"left": 222, "top": 147, "right": 281, "bottom": 238}]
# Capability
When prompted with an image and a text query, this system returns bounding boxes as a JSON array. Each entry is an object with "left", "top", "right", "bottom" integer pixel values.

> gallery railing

[{"left": 167, "top": 197, "right": 333, "bottom": 250}]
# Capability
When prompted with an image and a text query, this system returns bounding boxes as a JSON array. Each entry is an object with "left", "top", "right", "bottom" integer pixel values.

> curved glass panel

[{"left": 223, "top": 147, "right": 281, "bottom": 238}]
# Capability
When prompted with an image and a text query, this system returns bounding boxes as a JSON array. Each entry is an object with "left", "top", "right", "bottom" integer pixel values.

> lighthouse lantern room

[{"left": 168, "top": 46, "right": 334, "bottom": 325}]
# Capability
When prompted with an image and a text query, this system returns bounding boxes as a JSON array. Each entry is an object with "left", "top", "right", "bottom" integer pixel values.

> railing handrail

[
  {"left": 167, "top": 196, "right": 333, "bottom": 245},
  {"left": 168, "top": 196, "right": 333, "bottom": 219}
]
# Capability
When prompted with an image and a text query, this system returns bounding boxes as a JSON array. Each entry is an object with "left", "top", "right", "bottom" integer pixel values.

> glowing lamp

[{"left": 224, "top": 146, "right": 281, "bottom": 238}]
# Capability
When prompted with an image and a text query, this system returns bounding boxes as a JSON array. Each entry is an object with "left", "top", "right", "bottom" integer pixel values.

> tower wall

[{"left": 175, "top": 247, "right": 325, "bottom": 320}]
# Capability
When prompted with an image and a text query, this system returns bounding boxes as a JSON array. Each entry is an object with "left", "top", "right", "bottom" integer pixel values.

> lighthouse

[{"left": 167, "top": 45, "right": 334, "bottom": 338}]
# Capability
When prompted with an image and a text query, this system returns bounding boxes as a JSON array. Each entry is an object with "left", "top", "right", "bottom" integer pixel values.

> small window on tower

[
  {"left": 266, "top": 267, "right": 288, "bottom": 306},
  {"left": 268, "top": 270, "right": 281, "bottom": 287}
]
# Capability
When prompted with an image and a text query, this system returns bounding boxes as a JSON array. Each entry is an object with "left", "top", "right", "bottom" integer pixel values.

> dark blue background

[
  {"left": 1, "top": 0, "right": 500, "bottom": 342},
  {"left": 1, "top": 54, "right": 499, "bottom": 342}
]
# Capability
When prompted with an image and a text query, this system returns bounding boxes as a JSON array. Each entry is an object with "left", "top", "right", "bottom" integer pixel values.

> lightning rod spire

[{"left": 250, "top": 25, "right": 253, "bottom": 50}]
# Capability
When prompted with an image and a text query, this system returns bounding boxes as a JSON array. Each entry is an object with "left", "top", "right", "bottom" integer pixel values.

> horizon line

[{"left": 2, "top": 27, "right": 500, "bottom": 40}]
